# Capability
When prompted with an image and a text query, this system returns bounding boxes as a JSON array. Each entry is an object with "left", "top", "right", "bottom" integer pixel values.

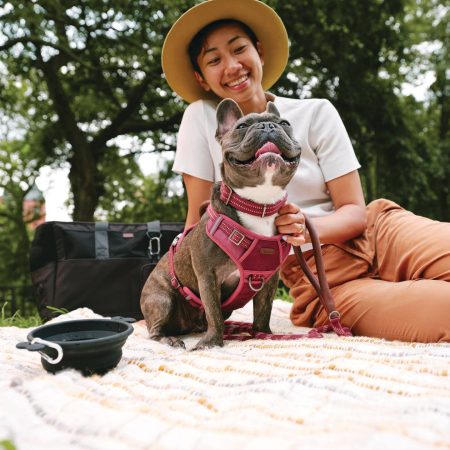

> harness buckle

[
  {"left": 171, "top": 233, "right": 183, "bottom": 249},
  {"left": 248, "top": 275, "right": 265, "bottom": 292},
  {"left": 229, "top": 229, "right": 245, "bottom": 246}
]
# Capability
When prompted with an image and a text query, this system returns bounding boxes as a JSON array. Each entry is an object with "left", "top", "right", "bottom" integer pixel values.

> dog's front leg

[
  {"left": 252, "top": 274, "right": 279, "bottom": 333},
  {"left": 192, "top": 275, "right": 224, "bottom": 351}
]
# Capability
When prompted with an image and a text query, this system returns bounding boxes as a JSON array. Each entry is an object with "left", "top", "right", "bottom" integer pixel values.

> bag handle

[{"left": 95, "top": 221, "right": 109, "bottom": 260}]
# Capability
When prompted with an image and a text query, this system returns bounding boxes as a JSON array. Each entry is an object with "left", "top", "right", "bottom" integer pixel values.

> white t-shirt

[{"left": 173, "top": 94, "right": 360, "bottom": 219}]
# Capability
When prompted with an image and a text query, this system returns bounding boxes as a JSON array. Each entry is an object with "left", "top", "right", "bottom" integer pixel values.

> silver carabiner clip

[
  {"left": 147, "top": 233, "right": 161, "bottom": 257},
  {"left": 31, "top": 337, "right": 64, "bottom": 365}
]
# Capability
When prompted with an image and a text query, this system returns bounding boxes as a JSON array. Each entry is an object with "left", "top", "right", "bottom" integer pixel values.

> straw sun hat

[{"left": 161, "top": 0, "right": 289, "bottom": 103}]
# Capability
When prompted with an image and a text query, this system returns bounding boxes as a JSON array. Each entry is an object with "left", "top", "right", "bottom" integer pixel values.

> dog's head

[{"left": 215, "top": 99, "right": 301, "bottom": 190}]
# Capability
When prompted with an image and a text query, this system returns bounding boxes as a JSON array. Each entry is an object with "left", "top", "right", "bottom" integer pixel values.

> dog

[{"left": 140, "top": 98, "right": 301, "bottom": 350}]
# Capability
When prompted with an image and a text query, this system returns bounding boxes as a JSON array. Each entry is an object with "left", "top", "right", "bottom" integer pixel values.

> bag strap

[
  {"left": 95, "top": 221, "right": 109, "bottom": 260},
  {"left": 293, "top": 215, "right": 351, "bottom": 336}
]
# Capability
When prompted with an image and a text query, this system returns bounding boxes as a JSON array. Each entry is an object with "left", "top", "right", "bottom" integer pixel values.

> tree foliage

[
  {"left": 0, "top": 0, "right": 447, "bottom": 259},
  {"left": 0, "top": 140, "right": 43, "bottom": 285},
  {"left": 271, "top": 0, "right": 448, "bottom": 218},
  {"left": 0, "top": 0, "right": 186, "bottom": 220}
]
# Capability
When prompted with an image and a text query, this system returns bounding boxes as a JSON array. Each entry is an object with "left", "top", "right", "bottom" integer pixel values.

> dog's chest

[
  {"left": 236, "top": 213, "right": 276, "bottom": 236},
  {"left": 233, "top": 175, "right": 283, "bottom": 237}
]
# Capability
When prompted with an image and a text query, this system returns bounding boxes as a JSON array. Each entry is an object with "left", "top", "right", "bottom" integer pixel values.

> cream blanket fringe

[{"left": 0, "top": 300, "right": 449, "bottom": 450}]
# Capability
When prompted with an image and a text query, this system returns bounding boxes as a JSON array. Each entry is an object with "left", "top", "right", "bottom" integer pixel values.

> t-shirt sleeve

[
  {"left": 309, "top": 99, "right": 360, "bottom": 182},
  {"left": 172, "top": 101, "right": 215, "bottom": 182}
]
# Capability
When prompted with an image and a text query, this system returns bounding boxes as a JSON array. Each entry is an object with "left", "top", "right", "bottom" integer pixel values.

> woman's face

[{"left": 194, "top": 23, "right": 265, "bottom": 110}]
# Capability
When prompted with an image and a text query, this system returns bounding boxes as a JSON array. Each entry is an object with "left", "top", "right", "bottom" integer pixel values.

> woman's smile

[{"left": 225, "top": 73, "right": 250, "bottom": 89}]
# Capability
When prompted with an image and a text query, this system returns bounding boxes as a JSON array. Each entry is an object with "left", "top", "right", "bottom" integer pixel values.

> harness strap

[{"left": 168, "top": 226, "right": 203, "bottom": 309}]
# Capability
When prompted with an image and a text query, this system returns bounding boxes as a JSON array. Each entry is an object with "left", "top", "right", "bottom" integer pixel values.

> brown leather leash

[{"left": 224, "top": 214, "right": 352, "bottom": 340}]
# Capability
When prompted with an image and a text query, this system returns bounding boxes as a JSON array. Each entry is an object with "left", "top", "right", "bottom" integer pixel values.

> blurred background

[{"left": 0, "top": 0, "right": 448, "bottom": 314}]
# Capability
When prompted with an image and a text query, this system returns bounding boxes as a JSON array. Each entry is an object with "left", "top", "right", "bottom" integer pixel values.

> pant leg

[
  {"left": 281, "top": 244, "right": 372, "bottom": 327},
  {"left": 371, "top": 199, "right": 450, "bottom": 281},
  {"left": 314, "top": 277, "right": 450, "bottom": 342},
  {"left": 280, "top": 198, "right": 450, "bottom": 342}
]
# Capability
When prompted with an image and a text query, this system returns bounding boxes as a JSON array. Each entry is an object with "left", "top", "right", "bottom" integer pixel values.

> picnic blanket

[{"left": 0, "top": 300, "right": 449, "bottom": 450}]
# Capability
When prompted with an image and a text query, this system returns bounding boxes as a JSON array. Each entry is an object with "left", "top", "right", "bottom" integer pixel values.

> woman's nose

[{"left": 223, "top": 55, "right": 243, "bottom": 74}]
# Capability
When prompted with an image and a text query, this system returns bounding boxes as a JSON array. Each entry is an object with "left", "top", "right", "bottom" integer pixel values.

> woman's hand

[{"left": 275, "top": 202, "right": 306, "bottom": 246}]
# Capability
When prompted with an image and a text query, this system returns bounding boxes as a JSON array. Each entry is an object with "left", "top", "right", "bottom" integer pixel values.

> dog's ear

[
  {"left": 266, "top": 101, "right": 280, "bottom": 117},
  {"left": 215, "top": 99, "right": 244, "bottom": 142}
]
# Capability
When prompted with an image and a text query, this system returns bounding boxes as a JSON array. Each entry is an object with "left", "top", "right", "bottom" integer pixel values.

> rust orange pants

[{"left": 281, "top": 199, "right": 450, "bottom": 342}]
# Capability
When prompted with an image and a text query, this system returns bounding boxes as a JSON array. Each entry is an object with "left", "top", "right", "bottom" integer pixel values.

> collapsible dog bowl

[{"left": 16, "top": 318, "right": 134, "bottom": 375}]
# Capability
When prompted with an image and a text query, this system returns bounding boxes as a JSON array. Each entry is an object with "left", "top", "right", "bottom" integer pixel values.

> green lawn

[{"left": 0, "top": 303, "right": 42, "bottom": 328}]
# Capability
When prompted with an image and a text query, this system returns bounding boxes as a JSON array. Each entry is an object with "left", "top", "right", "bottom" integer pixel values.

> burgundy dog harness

[
  {"left": 169, "top": 185, "right": 290, "bottom": 313},
  {"left": 168, "top": 182, "right": 352, "bottom": 339}
]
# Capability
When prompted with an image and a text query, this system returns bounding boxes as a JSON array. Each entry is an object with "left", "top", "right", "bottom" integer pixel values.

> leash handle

[{"left": 293, "top": 215, "right": 351, "bottom": 336}]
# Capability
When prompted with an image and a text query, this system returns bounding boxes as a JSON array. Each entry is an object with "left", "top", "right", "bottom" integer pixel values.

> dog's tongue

[{"left": 255, "top": 142, "right": 281, "bottom": 158}]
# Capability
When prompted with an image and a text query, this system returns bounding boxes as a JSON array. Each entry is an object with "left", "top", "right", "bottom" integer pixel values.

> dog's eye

[
  {"left": 236, "top": 123, "right": 249, "bottom": 130},
  {"left": 279, "top": 120, "right": 291, "bottom": 127}
]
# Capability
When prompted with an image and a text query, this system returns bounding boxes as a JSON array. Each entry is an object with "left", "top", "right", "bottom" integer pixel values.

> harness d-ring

[{"left": 248, "top": 275, "right": 264, "bottom": 292}]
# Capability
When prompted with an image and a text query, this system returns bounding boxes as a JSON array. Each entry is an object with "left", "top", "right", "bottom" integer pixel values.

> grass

[
  {"left": 0, "top": 287, "right": 292, "bottom": 329},
  {"left": 0, "top": 302, "right": 42, "bottom": 328},
  {"left": 0, "top": 440, "right": 17, "bottom": 450},
  {"left": 276, "top": 283, "right": 293, "bottom": 303}
]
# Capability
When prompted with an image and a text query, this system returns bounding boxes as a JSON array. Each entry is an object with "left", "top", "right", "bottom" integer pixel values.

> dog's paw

[
  {"left": 252, "top": 325, "right": 272, "bottom": 334},
  {"left": 152, "top": 335, "right": 186, "bottom": 349},
  {"left": 191, "top": 336, "right": 224, "bottom": 351}
]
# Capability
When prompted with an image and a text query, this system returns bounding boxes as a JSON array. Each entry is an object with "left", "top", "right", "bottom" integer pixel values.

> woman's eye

[
  {"left": 236, "top": 123, "right": 248, "bottom": 129},
  {"left": 207, "top": 57, "right": 220, "bottom": 66},
  {"left": 234, "top": 45, "right": 247, "bottom": 54},
  {"left": 279, "top": 120, "right": 291, "bottom": 127}
]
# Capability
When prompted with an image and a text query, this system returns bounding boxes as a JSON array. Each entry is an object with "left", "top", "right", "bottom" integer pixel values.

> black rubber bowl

[{"left": 16, "top": 318, "right": 134, "bottom": 375}]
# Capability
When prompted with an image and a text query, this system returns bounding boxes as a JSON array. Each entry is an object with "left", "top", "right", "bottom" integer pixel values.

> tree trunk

[{"left": 69, "top": 144, "right": 104, "bottom": 221}]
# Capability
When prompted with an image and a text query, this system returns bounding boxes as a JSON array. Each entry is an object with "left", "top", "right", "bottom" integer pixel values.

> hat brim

[{"left": 162, "top": 0, "right": 289, "bottom": 104}]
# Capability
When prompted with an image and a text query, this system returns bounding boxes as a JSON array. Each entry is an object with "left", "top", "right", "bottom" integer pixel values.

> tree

[
  {"left": 405, "top": 0, "right": 449, "bottom": 220},
  {"left": 97, "top": 154, "right": 187, "bottom": 223},
  {"left": 0, "top": 0, "right": 446, "bottom": 222},
  {"left": 0, "top": 0, "right": 186, "bottom": 220},
  {"left": 271, "top": 0, "right": 447, "bottom": 217},
  {"left": 0, "top": 75, "right": 49, "bottom": 285},
  {"left": 0, "top": 140, "right": 44, "bottom": 285}
]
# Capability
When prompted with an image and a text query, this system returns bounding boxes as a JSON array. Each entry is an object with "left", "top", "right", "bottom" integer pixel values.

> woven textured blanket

[{"left": 0, "top": 300, "right": 449, "bottom": 450}]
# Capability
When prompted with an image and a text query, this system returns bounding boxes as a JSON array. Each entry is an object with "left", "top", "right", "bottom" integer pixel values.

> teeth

[{"left": 227, "top": 75, "right": 248, "bottom": 87}]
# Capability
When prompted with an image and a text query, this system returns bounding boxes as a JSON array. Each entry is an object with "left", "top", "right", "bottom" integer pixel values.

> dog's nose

[{"left": 256, "top": 122, "right": 276, "bottom": 130}]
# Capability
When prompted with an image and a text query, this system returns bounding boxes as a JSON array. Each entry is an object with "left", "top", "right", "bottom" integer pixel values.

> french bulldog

[{"left": 140, "top": 98, "right": 301, "bottom": 350}]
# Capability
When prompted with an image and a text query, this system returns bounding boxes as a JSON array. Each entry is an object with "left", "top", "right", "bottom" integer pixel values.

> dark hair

[{"left": 188, "top": 19, "right": 259, "bottom": 74}]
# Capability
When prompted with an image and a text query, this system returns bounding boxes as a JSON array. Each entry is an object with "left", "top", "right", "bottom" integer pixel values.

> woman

[{"left": 161, "top": 0, "right": 450, "bottom": 342}]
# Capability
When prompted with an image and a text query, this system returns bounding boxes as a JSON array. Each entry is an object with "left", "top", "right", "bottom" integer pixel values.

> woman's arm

[
  {"left": 183, "top": 173, "right": 213, "bottom": 227},
  {"left": 312, "top": 170, "right": 367, "bottom": 243},
  {"left": 275, "top": 170, "right": 367, "bottom": 246}
]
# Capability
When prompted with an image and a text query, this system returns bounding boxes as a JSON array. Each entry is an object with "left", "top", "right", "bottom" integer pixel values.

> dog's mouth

[{"left": 228, "top": 142, "right": 300, "bottom": 166}]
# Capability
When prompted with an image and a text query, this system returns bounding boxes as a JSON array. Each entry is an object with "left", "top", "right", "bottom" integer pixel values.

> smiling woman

[{"left": 161, "top": 0, "right": 450, "bottom": 343}]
